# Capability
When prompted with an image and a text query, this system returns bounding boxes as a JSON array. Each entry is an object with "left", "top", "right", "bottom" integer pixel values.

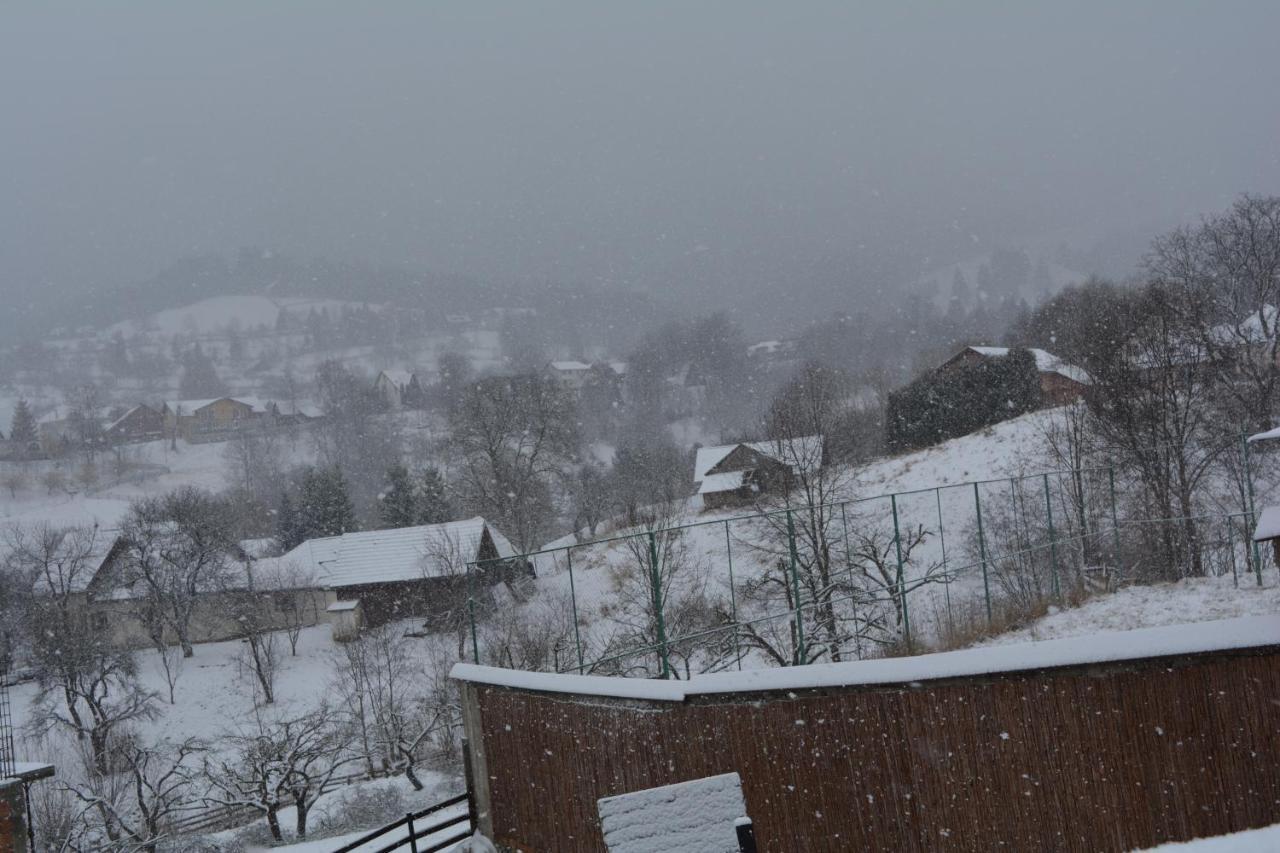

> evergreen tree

[
  {"left": 379, "top": 464, "right": 418, "bottom": 528},
  {"left": 9, "top": 399, "right": 36, "bottom": 448},
  {"left": 275, "top": 491, "right": 302, "bottom": 551},
  {"left": 298, "top": 467, "right": 358, "bottom": 538},
  {"left": 179, "top": 346, "right": 228, "bottom": 399},
  {"left": 415, "top": 467, "right": 454, "bottom": 525}
]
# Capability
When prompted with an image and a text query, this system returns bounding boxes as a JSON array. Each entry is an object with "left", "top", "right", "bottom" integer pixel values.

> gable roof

[
  {"left": 162, "top": 397, "right": 268, "bottom": 415},
  {"left": 376, "top": 369, "right": 417, "bottom": 389},
  {"left": 267, "top": 517, "right": 515, "bottom": 588},
  {"left": 951, "top": 346, "right": 1091, "bottom": 385},
  {"left": 105, "top": 404, "right": 160, "bottom": 433},
  {"left": 698, "top": 471, "right": 750, "bottom": 495},
  {"left": 694, "top": 436, "right": 824, "bottom": 482}
]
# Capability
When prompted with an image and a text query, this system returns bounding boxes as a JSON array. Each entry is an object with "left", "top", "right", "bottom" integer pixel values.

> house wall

[
  {"left": 459, "top": 645, "right": 1280, "bottom": 852},
  {"left": 83, "top": 588, "right": 330, "bottom": 648},
  {"left": 1039, "top": 372, "right": 1086, "bottom": 406}
]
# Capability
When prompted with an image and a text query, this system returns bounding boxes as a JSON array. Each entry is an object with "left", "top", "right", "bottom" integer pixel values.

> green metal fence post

[
  {"left": 935, "top": 487, "right": 952, "bottom": 635},
  {"left": 566, "top": 548, "right": 585, "bottom": 674},
  {"left": 1241, "top": 433, "right": 1263, "bottom": 584},
  {"left": 1108, "top": 466, "right": 1122, "bottom": 575},
  {"left": 890, "top": 493, "right": 911, "bottom": 651},
  {"left": 1227, "top": 517, "right": 1239, "bottom": 589},
  {"left": 786, "top": 510, "right": 807, "bottom": 665},
  {"left": 841, "top": 501, "right": 863, "bottom": 661},
  {"left": 724, "top": 520, "right": 742, "bottom": 671},
  {"left": 1043, "top": 473, "right": 1061, "bottom": 602},
  {"left": 467, "top": 562, "right": 480, "bottom": 665},
  {"left": 974, "top": 482, "right": 992, "bottom": 624},
  {"left": 647, "top": 531, "right": 671, "bottom": 678}
]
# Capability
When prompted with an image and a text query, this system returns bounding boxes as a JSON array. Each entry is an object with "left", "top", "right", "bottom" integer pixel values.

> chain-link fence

[{"left": 464, "top": 455, "right": 1274, "bottom": 679}]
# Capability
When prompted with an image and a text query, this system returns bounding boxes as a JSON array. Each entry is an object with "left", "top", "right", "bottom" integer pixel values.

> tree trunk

[
  {"left": 266, "top": 807, "right": 283, "bottom": 842},
  {"left": 295, "top": 800, "right": 310, "bottom": 839}
]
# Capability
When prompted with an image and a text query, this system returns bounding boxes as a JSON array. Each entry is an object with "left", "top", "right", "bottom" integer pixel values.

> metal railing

[{"left": 329, "top": 792, "right": 471, "bottom": 853}]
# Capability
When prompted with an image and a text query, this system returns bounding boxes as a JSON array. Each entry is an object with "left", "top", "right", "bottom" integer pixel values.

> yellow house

[{"left": 162, "top": 397, "right": 266, "bottom": 438}]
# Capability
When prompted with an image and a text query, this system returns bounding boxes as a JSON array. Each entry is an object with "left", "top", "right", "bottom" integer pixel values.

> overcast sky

[{"left": 3, "top": 2, "right": 1279, "bottom": 311}]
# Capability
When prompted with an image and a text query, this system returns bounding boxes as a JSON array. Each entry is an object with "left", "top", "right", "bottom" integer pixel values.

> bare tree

[
  {"left": 64, "top": 737, "right": 204, "bottom": 853},
  {"left": 752, "top": 362, "right": 862, "bottom": 663},
  {"left": 1148, "top": 194, "right": 1280, "bottom": 431},
  {"left": 203, "top": 707, "right": 350, "bottom": 842},
  {"left": 7, "top": 524, "right": 156, "bottom": 773},
  {"left": 449, "top": 374, "right": 579, "bottom": 552},
  {"left": 1085, "top": 283, "right": 1229, "bottom": 579},
  {"left": 120, "top": 487, "right": 237, "bottom": 657}
]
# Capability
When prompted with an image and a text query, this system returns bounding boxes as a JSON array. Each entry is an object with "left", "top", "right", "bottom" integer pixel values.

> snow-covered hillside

[{"left": 107, "top": 295, "right": 371, "bottom": 337}]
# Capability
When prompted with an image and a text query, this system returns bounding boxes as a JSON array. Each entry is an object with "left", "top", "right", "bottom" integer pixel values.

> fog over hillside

[{"left": 4, "top": 3, "right": 1279, "bottom": 339}]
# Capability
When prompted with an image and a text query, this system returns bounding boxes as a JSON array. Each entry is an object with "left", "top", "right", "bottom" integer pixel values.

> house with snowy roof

[
  {"left": 263, "top": 516, "right": 520, "bottom": 635},
  {"left": 938, "top": 346, "right": 1090, "bottom": 406},
  {"left": 161, "top": 396, "right": 269, "bottom": 439},
  {"left": 545, "top": 360, "right": 594, "bottom": 392},
  {"left": 373, "top": 369, "right": 424, "bottom": 408},
  {"left": 693, "top": 436, "right": 824, "bottom": 510},
  {"left": 104, "top": 403, "right": 164, "bottom": 444}
]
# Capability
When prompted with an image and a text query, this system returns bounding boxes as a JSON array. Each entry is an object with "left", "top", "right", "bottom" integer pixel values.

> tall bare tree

[{"left": 449, "top": 374, "right": 579, "bottom": 552}]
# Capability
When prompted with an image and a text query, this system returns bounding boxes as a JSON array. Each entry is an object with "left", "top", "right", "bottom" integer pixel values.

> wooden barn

[
  {"left": 105, "top": 404, "right": 165, "bottom": 444},
  {"left": 694, "top": 436, "right": 823, "bottom": 510},
  {"left": 937, "top": 346, "right": 1091, "bottom": 406},
  {"left": 273, "top": 517, "right": 520, "bottom": 631}
]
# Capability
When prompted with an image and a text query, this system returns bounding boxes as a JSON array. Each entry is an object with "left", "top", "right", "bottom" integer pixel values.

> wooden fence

[{"left": 455, "top": 618, "right": 1280, "bottom": 852}]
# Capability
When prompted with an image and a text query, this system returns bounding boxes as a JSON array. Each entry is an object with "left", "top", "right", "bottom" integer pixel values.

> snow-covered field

[{"left": 980, "top": 573, "right": 1280, "bottom": 647}]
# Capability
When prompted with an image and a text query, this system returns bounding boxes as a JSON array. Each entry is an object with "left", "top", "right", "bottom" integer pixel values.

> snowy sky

[{"left": 3, "top": 1, "right": 1279, "bottom": 313}]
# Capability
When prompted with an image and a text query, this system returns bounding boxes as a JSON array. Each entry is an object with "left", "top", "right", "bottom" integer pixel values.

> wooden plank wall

[{"left": 467, "top": 648, "right": 1280, "bottom": 852}]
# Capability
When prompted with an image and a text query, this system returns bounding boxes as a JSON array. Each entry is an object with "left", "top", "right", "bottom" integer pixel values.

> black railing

[{"left": 330, "top": 792, "right": 471, "bottom": 853}]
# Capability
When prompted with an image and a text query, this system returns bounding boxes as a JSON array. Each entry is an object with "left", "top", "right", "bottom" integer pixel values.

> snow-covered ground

[{"left": 980, "top": 573, "right": 1280, "bottom": 647}]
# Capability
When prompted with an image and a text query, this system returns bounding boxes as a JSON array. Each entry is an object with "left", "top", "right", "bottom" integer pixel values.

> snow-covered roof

[
  {"left": 1253, "top": 506, "right": 1280, "bottom": 542},
  {"left": 237, "top": 537, "right": 279, "bottom": 559},
  {"left": 1249, "top": 426, "right": 1280, "bottom": 443},
  {"left": 162, "top": 396, "right": 269, "bottom": 415},
  {"left": 28, "top": 531, "right": 123, "bottom": 595},
  {"left": 271, "top": 517, "right": 515, "bottom": 588},
  {"left": 104, "top": 404, "right": 157, "bottom": 433},
  {"left": 326, "top": 600, "right": 360, "bottom": 612},
  {"left": 697, "top": 471, "right": 749, "bottom": 495},
  {"left": 607, "top": 361, "right": 628, "bottom": 375},
  {"left": 451, "top": 614, "right": 1280, "bottom": 701},
  {"left": 962, "top": 346, "right": 1091, "bottom": 384},
  {"left": 693, "top": 436, "right": 824, "bottom": 482},
  {"left": 376, "top": 369, "right": 417, "bottom": 388},
  {"left": 549, "top": 360, "right": 592, "bottom": 372},
  {"left": 268, "top": 400, "right": 323, "bottom": 418},
  {"left": 1210, "top": 304, "right": 1278, "bottom": 347}
]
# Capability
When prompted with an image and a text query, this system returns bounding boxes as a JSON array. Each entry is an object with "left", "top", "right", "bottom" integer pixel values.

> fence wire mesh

[{"left": 466, "top": 456, "right": 1274, "bottom": 679}]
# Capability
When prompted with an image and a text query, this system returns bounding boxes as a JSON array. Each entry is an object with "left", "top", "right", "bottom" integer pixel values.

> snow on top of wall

[
  {"left": 1136, "top": 822, "right": 1280, "bottom": 851},
  {"left": 450, "top": 614, "right": 1280, "bottom": 701},
  {"left": 597, "top": 772, "right": 746, "bottom": 853}
]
